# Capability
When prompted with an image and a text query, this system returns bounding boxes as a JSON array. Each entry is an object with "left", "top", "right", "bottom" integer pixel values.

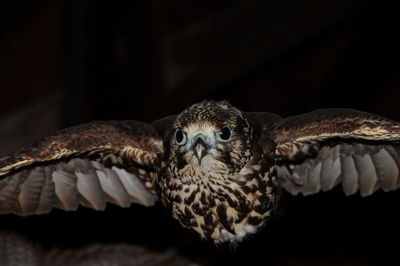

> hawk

[{"left": 1, "top": 101, "right": 400, "bottom": 245}]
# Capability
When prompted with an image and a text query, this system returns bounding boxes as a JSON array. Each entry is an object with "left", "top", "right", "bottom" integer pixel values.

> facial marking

[
  {"left": 185, "top": 121, "right": 219, "bottom": 149},
  {"left": 169, "top": 101, "right": 253, "bottom": 177},
  {"left": 174, "top": 121, "right": 225, "bottom": 169}
]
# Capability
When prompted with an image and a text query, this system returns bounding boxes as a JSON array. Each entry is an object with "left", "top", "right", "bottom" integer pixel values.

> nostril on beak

[
  {"left": 193, "top": 136, "right": 208, "bottom": 149},
  {"left": 191, "top": 135, "right": 210, "bottom": 161}
]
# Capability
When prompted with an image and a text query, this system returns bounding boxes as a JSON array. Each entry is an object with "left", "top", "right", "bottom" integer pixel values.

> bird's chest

[{"left": 158, "top": 159, "right": 279, "bottom": 244}]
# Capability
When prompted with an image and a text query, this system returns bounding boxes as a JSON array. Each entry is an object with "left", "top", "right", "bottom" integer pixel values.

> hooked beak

[{"left": 191, "top": 134, "right": 210, "bottom": 162}]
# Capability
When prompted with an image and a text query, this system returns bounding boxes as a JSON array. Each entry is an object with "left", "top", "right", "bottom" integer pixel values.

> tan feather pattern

[
  {"left": 0, "top": 120, "right": 165, "bottom": 215},
  {"left": 0, "top": 120, "right": 163, "bottom": 176},
  {"left": 273, "top": 109, "right": 400, "bottom": 159},
  {"left": 277, "top": 144, "right": 400, "bottom": 196},
  {"left": 272, "top": 109, "right": 400, "bottom": 197}
]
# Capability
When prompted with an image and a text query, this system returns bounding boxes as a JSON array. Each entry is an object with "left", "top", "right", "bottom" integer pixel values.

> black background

[{"left": 1, "top": 1, "right": 400, "bottom": 265}]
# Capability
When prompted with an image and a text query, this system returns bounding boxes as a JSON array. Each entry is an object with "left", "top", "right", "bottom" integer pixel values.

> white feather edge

[{"left": 8, "top": 158, "right": 158, "bottom": 215}]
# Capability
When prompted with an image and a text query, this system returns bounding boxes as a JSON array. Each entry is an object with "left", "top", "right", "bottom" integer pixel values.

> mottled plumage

[
  {"left": 159, "top": 102, "right": 278, "bottom": 243},
  {"left": 1, "top": 101, "right": 400, "bottom": 245}
]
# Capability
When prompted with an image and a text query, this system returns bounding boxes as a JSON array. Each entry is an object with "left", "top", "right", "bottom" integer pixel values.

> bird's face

[{"left": 168, "top": 101, "right": 253, "bottom": 178}]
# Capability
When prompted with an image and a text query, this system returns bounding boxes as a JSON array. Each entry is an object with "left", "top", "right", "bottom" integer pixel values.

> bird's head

[{"left": 168, "top": 101, "right": 253, "bottom": 177}]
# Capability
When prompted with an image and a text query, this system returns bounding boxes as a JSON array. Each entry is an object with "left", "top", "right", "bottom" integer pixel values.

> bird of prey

[{"left": 1, "top": 100, "right": 400, "bottom": 245}]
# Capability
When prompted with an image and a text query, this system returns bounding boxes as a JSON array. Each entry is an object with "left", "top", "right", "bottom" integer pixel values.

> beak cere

[{"left": 191, "top": 135, "right": 210, "bottom": 162}]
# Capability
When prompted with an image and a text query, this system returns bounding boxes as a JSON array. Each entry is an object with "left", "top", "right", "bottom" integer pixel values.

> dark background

[{"left": 1, "top": 0, "right": 400, "bottom": 265}]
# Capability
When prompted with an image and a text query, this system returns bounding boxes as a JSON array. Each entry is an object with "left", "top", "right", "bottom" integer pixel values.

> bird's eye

[
  {"left": 175, "top": 129, "right": 187, "bottom": 145},
  {"left": 216, "top": 126, "right": 232, "bottom": 142}
]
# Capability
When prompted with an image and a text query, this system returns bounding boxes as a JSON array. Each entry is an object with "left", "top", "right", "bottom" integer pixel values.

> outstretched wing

[
  {"left": 269, "top": 109, "right": 400, "bottom": 196},
  {"left": 0, "top": 118, "right": 173, "bottom": 216}
]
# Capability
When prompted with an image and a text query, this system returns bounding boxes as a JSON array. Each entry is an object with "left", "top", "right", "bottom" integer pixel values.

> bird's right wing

[{"left": 0, "top": 118, "right": 174, "bottom": 216}]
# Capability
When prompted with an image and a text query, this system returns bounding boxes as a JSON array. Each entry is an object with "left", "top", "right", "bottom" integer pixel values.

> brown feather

[
  {"left": 272, "top": 109, "right": 400, "bottom": 197},
  {"left": 0, "top": 120, "right": 169, "bottom": 215}
]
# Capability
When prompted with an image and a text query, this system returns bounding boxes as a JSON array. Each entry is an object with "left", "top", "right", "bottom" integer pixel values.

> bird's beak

[{"left": 191, "top": 134, "right": 210, "bottom": 162}]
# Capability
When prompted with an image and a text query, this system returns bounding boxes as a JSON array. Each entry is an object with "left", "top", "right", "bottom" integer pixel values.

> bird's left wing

[
  {"left": 270, "top": 109, "right": 400, "bottom": 196},
  {"left": 0, "top": 118, "right": 173, "bottom": 216}
]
